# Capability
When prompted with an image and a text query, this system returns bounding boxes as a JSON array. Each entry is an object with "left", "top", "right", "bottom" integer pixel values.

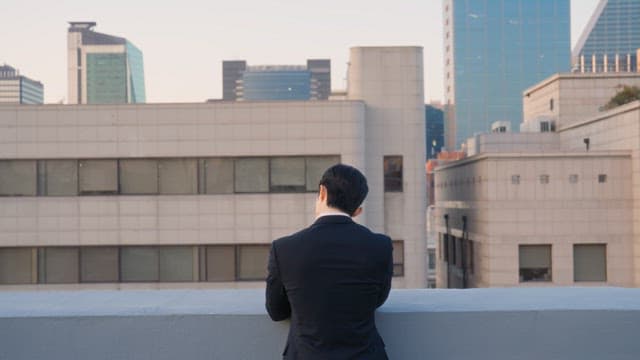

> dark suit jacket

[{"left": 266, "top": 215, "right": 393, "bottom": 359}]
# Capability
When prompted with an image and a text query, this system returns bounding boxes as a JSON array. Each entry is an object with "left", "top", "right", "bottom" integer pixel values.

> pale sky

[{"left": 0, "top": 0, "right": 599, "bottom": 104}]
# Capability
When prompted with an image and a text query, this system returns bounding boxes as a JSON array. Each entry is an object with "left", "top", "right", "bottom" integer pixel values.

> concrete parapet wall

[{"left": 1, "top": 288, "right": 639, "bottom": 359}]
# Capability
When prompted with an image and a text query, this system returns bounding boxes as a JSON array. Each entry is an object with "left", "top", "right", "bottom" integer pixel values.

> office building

[
  {"left": 573, "top": 0, "right": 640, "bottom": 73},
  {"left": 222, "top": 59, "right": 330, "bottom": 101},
  {"left": 434, "top": 72, "right": 640, "bottom": 288},
  {"left": 67, "top": 22, "right": 145, "bottom": 104},
  {"left": 426, "top": 104, "right": 444, "bottom": 159},
  {"left": 443, "top": 0, "right": 571, "bottom": 150},
  {"left": 0, "top": 47, "right": 426, "bottom": 290},
  {"left": 0, "top": 65, "right": 43, "bottom": 104}
]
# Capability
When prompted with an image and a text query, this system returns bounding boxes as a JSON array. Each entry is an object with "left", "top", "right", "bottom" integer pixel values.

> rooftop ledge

[{"left": 1, "top": 288, "right": 639, "bottom": 359}]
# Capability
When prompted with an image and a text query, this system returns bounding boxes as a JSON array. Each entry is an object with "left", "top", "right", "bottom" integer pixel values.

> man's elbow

[{"left": 266, "top": 305, "right": 291, "bottom": 321}]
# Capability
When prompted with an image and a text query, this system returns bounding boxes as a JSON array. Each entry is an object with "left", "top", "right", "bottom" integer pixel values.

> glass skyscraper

[
  {"left": 425, "top": 104, "right": 444, "bottom": 160},
  {"left": 573, "top": 0, "right": 640, "bottom": 73},
  {"left": 222, "top": 60, "right": 330, "bottom": 101},
  {"left": 68, "top": 22, "right": 145, "bottom": 104},
  {"left": 0, "top": 65, "right": 43, "bottom": 104},
  {"left": 443, "top": 0, "right": 571, "bottom": 149}
]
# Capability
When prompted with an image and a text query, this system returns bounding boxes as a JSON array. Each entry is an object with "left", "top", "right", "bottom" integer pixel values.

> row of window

[
  {"left": 0, "top": 155, "right": 405, "bottom": 196},
  {"left": 439, "top": 238, "right": 607, "bottom": 283},
  {"left": 512, "top": 174, "right": 607, "bottom": 185},
  {"left": 437, "top": 173, "right": 608, "bottom": 188},
  {"left": 0, "top": 156, "right": 339, "bottom": 197},
  {"left": 518, "top": 244, "right": 607, "bottom": 283},
  {"left": 440, "top": 235, "right": 475, "bottom": 275},
  {"left": 0, "top": 241, "right": 406, "bottom": 285}
]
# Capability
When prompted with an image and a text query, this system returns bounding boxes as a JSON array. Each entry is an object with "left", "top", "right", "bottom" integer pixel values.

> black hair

[{"left": 319, "top": 164, "right": 369, "bottom": 216}]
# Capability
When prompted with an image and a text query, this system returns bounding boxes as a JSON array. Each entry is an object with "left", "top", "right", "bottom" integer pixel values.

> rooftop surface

[{"left": 2, "top": 287, "right": 639, "bottom": 318}]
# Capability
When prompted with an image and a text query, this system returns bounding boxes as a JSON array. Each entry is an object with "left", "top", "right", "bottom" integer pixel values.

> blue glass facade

[
  {"left": 126, "top": 42, "right": 146, "bottom": 103},
  {"left": 573, "top": 0, "right": 640, "bottom": 72},
  {"left": 445, "top": 0, "right": 571, "bottom": 149},
  {"left": 85, "top": 43, "right": 145, "bottom": 104},
  {"left": 426, "top": 105, "right": 444, "bottom": 159},
  {"left": 241, "top": 70, "right": 311, "bottom": 101}
]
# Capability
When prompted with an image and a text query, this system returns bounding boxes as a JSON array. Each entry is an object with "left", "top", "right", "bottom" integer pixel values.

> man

[{"left": 266, "top": 164, "right": 393, "bottom": 359}]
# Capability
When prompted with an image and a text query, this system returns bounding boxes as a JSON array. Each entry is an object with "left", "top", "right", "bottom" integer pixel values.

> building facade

[
  {"left": 222, "top": 59, "right": 330, "bottom": 101},
  {"left": 573, "top": 0, "right": 640, "bottom": 73},
  {"left": 426, "top": 104, "right": 444, "bottom": 159},
  {"left": 67, "top": 22, "right": 145, "bottom": 104},
  {"left": 435, "top": 73, "right": 640, "bottom": 288},
  {"left": 443, "top": 0, "right": 571, "bottom": 150},
  {"left": 0, "top": 47, "right": 426, "bottom": 290},
  {"left": 0, "top": 65, "right": 43, "bottom": 104}
]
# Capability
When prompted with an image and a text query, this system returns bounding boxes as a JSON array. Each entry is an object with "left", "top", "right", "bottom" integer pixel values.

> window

[
  {"left": 443, "top": 235, "right": 449, "bottom": 262},
  {"left": 574, "top": 244, "right": 606, "bottom": 282},
  {"left": 0, "top": 248, "right": 33, "bottom": 284},
  {"left": 598, "top": 174, "right": 607, "bottom": 183},
  {"left": 428, "top": 249, "right": 436, "bottom": 270},
  {"left": 203, "top": 158, "right": 234, "bottom": 194},
  {"left": 468, "top": 240, "right": 475, "bottom": 274},
  {"left": 43, "top": 160, "right": 78, "bottom": 196},
  {"left": 120, "top": 159, "right": 158, "bottom": 194},
  {"left": 41, "top": 247, "right": 79, "bottom": 284},
  {"left": 80, "top": 247, "right": 119, "bottom": 283},
  {"left": 550, "top": 98, "right": 554, "bottom": 111},
  {"left": 0, "top": 160, "right": 37, "bottom": 196},
  {"left": 392, "top": 240, "right": 404, "bottom": 277},
  {"left": 270, "top": 157, "right": 305, "bottom": 192},
  {"left": 539, "top": 174, "right": 549, "bottom": 184},
  {"left": 384, "top": 156, "right": 403, "bottom": 192},
  {"left": 159, "top": 246, "right": 194, "bottom": 282},
  {"left": 237, "top": 244, "right": 270, "bottom": 280},
  {"left": 79, "top": 160, "right": 118, "bottom": 194},
  {"left": 569, "top": 174, "right": 579, "bottom": 183},
  {"left": 158, "top": 159, "right": 197, "bottom": 194},
  {"left": 511, "top": 175, "right": 520, "bottom": 185},
  {"left": 451, "top": 236, "right": 457, "bottom": 266},
  {"left": 519, "top": 245, "right": 552, "bottom": 282},
  {"left": 120, "top": 247, "right": 159, "bottom": 282},
  {"left": 305, "top": 156, "right": 340, "bottom": 191},
  {"left": 234, "top": 158, "right": 269, "bottom": 193},
  {"left": 206, "top": 245, "right": 236, "bottom": 281}
]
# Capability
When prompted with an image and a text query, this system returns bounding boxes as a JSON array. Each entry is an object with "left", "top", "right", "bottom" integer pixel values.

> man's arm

[
  {"left": 376, "top": 236, "right": 393, "bottom": 308},
  {"left": 265, "top": 242, "right": 291, "bottom": 321}
]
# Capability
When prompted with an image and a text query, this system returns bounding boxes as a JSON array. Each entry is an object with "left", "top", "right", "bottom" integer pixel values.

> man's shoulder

[
  {"left": 352, "top": 222, "right": 392, "bottom": 244},
  {"left": 272, "top": 227, "right": 311, "bottom": 247}
]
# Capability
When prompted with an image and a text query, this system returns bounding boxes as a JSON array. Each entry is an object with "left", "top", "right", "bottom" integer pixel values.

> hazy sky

[{"left": 0, "top": 0, "right": 599, "bottom": 104}]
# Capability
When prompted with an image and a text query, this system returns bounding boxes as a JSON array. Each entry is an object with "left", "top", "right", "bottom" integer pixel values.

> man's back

[{"left": 266, "top": 215, "right": 393, "bottom": 359}]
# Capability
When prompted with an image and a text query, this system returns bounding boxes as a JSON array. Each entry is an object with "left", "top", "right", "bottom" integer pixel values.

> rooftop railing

[{"left": 1, "top": 288, "right": 639, "bottom": 359}]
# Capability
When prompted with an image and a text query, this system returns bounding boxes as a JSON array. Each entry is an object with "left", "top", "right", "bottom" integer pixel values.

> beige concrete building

[
  {"left": 435, "top": 73, "right": 640, "bottom": 288},
  {"left": 0, "top": 46, "right": 427, "bottom": 290}
]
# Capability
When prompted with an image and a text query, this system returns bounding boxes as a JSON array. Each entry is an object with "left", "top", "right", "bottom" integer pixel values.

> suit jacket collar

[{"left": 312, "top": 215, "right": 354, "bottom": 226}]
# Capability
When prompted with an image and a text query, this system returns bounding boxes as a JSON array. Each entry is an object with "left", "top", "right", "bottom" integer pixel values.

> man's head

[{"left": 316, "top": 164, "right": 368, "bottom": 217}]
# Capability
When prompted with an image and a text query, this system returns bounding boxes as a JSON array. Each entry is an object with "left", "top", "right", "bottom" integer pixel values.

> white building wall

[
  {"left": 435, "top": 152, "right": 633, "bottom": 288},
  {"left": 523, "top": 74, "right": 640, "bottom": 128},
  {"left": 347, "top": 47, "right": 427, "bottom": 288},
  {"left": 0, "top": 101, "right": 369, "bottom": 289},
  {"left": 558, "top": 101, "right": 640, "bottom": 285}
]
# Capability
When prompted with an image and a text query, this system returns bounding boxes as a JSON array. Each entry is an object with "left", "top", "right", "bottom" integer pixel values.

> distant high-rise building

[
  {"left": 573, "top": 0, "right": 640, "bottom": 73},
  {"left": 0, "top": 65, "right": 43, "bottom": 104},
  {"left": 222, "top": 59, "right": 330, "bottom": 101},
  {"left": 443, "top": 0, "right": 571, "bottom": 150},
  {"left": 222, "top": 61, "right": 246, "bottom": 101},
  {"left": 426, "top": 104, "right": 444, "bottom": 159},
  {"left": 67, "top": 22, "right": 145, "bottom": 104}
]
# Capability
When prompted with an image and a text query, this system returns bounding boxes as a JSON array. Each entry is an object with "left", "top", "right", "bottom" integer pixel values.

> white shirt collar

[{"left": 315, "top": 211, "right": 351, "bottom": 220}]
